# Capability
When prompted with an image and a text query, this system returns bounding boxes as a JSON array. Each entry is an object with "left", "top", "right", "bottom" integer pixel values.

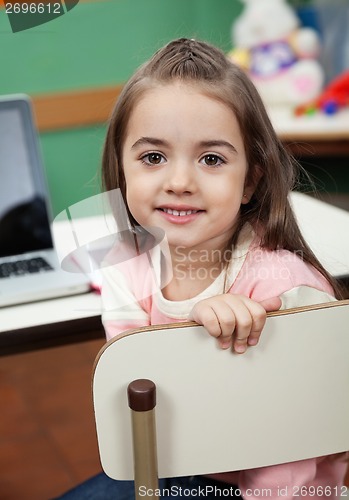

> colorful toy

[
  {"left": 295, "top": 70, "right": 349, "bottom": 115},
  {"left": 229, "top": 0, "right": 324, "bottom": 106}
]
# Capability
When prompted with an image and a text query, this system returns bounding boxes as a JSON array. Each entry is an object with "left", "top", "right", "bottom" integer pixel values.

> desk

[
  {"left": 1, "top": 192, "right": 349, "bottom": 355},
  {"left": 268, "top": 107, "right": 349, "bottom": 157},
  {"left": 0, "top": 293, "right": 103, "bottom": 355}
]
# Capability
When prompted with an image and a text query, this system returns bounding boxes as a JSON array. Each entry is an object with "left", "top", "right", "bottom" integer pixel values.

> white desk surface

[
  {"left": 268, "top": 106, "right": 349, "bottom": 141},
  {"left": 1, "top": 292, "right": 101, "bottom": 333},
  {"left": 1, "top": 192, "right": 349, "bottom": 335}
]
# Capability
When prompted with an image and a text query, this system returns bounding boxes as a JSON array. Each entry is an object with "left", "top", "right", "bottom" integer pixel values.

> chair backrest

[{"left": 93, "top": 300, "right": 349, "bottom": 480}]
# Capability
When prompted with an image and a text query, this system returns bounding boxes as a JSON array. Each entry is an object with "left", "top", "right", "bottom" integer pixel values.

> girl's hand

[{"left": 189, "top": 294, "right": 281, "bottom": 353}]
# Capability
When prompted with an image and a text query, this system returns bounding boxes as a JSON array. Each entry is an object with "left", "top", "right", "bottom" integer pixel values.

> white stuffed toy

[{"left": 230, "top": 0, "right": 324, "bottom": 106}]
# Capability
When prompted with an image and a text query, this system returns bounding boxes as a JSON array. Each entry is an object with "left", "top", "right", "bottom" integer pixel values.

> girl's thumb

[{"left": 259, "top": 296, "right": 282, "bottom": 312}]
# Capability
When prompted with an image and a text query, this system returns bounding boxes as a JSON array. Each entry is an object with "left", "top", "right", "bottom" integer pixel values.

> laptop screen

[{"left": 0, "top": 96, "right": 53, "bottom": 259}]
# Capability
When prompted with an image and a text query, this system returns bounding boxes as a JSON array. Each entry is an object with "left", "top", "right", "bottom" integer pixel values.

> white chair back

[{"left": 93, "top": 300, "right": 349, "bottom": 480}]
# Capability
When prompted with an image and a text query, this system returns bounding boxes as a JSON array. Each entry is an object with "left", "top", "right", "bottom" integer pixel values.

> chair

[{"left": 92, "top": 300, "right": 349, "bottom": 498}]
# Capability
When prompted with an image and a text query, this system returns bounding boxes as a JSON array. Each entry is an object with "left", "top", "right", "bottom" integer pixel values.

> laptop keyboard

[{"left": 0, "top": 257, "right": 53, "bottom": 278}]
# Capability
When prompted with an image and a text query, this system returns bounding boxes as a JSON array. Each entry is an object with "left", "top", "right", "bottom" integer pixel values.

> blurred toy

[
  {"left": 229, "top": 0, "right": 324, "bottom": 106},
  {"left": 295, "top": 70, "right": 349, "bottom": 115}
]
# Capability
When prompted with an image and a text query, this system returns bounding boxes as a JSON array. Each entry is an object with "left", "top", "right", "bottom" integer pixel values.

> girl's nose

[{"left": 163, "top": 162, "right": 196, "bottom": 195}]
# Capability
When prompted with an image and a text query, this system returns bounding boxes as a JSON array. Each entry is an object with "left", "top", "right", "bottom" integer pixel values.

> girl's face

[{"left": 122, "top": 82, "right": 254, "bottom": 254}]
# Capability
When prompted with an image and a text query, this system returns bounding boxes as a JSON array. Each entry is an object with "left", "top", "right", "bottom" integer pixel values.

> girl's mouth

[
  {"left": 158, "top": 208, "right": 201, "bottom": 216},
  {"left": 156, "top": 207, "right": 204, "bottom": 224}
]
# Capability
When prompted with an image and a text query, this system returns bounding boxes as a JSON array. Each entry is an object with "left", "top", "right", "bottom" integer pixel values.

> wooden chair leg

[{"left": 128, "top": 379, "right": 159, "bottom": 500}]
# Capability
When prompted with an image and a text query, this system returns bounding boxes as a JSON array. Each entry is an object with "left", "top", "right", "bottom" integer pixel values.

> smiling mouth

[{"left": 157, "top": 208, "right": 203, "bottom": 216}]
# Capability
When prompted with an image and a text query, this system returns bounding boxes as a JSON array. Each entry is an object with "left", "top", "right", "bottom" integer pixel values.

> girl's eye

[
  {"left": 201, "top": 154, "right": 225, "bottom": 167},
  {"left": 141, "top": 153, "right": 165, "bottom": 165}
]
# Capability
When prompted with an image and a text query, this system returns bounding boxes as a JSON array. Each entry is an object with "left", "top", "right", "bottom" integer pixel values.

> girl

[
  {"left": 99, "top": 38, "right": 347, "bottom": 499},
  {"left": 60, "top": 38, "right": 347, "bottom": 499},
  {"left": 101, "top": 38, "right": 343, "bottom": 349}
]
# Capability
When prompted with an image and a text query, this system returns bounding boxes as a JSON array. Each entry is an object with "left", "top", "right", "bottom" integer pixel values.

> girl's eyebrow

[
  {"left": 198, "top": 140, "right": 237, "bottom": 154},
  {"left": 131, "top": 137, "right": 169, "bottom": 150},
  {"left": 131, "top": 137, "right": 237, "bottom": 154}
]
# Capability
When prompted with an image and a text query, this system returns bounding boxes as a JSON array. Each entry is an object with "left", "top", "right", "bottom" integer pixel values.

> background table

[{"left": 269, "top": 107, "right": 349, "bottom": 157}]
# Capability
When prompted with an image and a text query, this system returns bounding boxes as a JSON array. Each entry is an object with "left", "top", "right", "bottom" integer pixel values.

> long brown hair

[{"left": 101, "top": 38, "right": 342, "bottom": 298}]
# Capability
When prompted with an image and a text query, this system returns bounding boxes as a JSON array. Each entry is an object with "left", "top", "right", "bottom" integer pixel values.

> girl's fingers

[
  {"left": 211, "top": 299, "right": 254, "bottom": 352},
  {"left": 209, "top": 301, "right": 237, "bottom": 348},
  {"left": 233, "top": 299, "right": 266, "bottom": 353},
  {"left": 191, "top": 300, "right": 236, "bottom": 348},
  {"left": 191, "top": 303, "right": 222, "bottom": 339},
  {"left": 190, "top": 294, "right": 281, "bottom": 353},
  {"left": 259, "top": 296, "right": 282, "bottom": 313},
  {"left": 244, "top": 296, "right": 281, "bottom": 348},
  {"left": 246, "top": 304, "right": 268, "bottom": 346},
  {"left": 230, "top": 304, "right": 253, "bottom": 353}
]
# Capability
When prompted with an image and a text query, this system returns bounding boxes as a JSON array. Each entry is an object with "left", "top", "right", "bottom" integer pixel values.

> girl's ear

[{"left": 241, "top": 164, "right": 263, "bottom": 204}]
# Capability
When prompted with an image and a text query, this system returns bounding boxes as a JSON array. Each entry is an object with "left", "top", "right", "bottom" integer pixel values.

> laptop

[{"left": 0, "top": 94, "right": 91, "bottom": 307}]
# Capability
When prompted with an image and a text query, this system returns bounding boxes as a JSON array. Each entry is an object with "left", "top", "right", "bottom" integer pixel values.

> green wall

[{"left": 0, "top": 0, "right": 242, "bottom": 216}]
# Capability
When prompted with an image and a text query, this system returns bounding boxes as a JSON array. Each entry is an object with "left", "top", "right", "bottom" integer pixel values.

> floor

[{"left": 0, "top": 337, "right": 105, "bottom": 500}]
